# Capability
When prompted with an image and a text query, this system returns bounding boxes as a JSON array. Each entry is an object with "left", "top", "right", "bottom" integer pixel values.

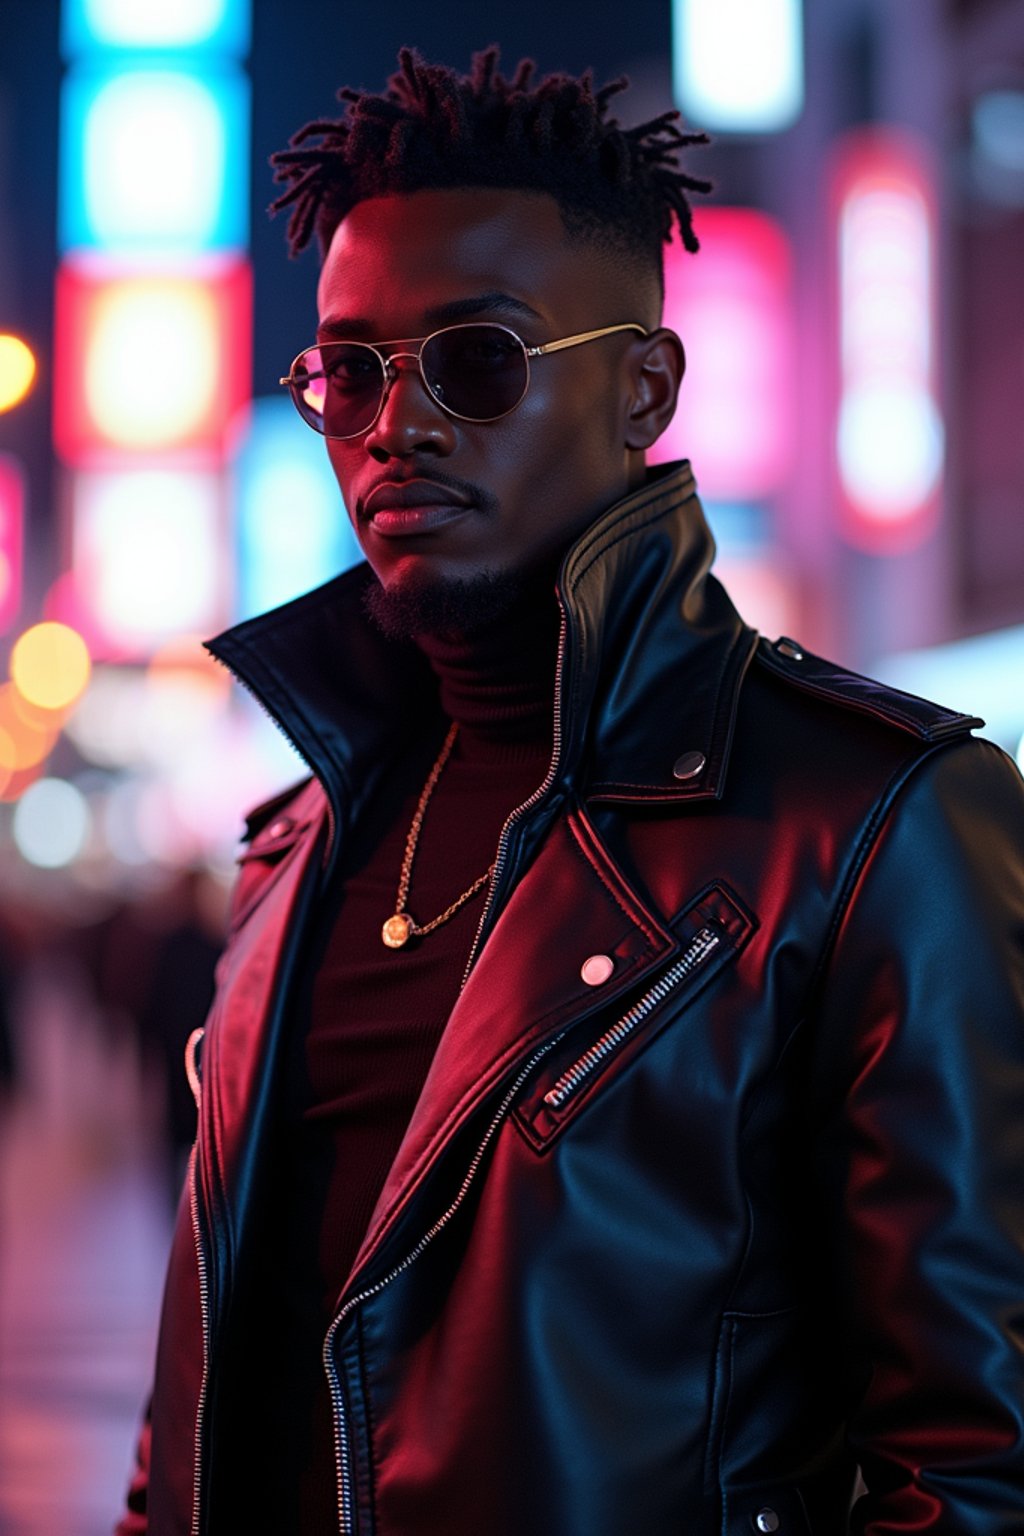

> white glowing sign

[
  {"left": 672, "top": 0, "right": 804, "bottom": 133},
  {"left": 73, "top": 469, "right": 225, "bottom": 653},
  {"left": 834, "top": 132, "right": 944, "bottom": 549}
]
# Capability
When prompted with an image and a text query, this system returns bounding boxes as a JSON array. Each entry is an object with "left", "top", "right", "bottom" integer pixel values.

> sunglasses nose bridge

[
  {"left": 375, "top": 345, "right": 443, "bottom": 421},
  {"left": 381, "top": 347, "right": 422, "bottom": 378}
]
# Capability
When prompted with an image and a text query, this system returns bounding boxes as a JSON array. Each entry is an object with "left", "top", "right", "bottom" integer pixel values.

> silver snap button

[
  {"left": 672, "top": 750, "right": 706, "bottom": 781},
  {"left": 775, "top": 639, "right": 803, "bottom": 661},
  {"left": 581, "top": 954, "right": 615, "bottom": 986},
  {"left": 755, "top": 1510, "right": 780, "bottom": 1533},
  {"left": 267, "top": 816, "right": 294, "bottom": 839}
]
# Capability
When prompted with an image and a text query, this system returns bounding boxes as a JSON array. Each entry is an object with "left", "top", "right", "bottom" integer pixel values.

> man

[{"left": 118, "top": 47, "right": 1024, "bottom": 1536}]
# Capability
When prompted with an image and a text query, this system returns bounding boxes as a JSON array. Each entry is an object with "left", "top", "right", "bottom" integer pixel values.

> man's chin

[{"left": 362, "top": 569, "right": 533, "bottom": 642}]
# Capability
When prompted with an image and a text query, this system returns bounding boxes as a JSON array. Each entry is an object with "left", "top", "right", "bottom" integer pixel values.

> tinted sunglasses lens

[
  {"left": 293, "top": 344, "right": 384, "bottom": 437},
  {"left": 422, "top": 325, "right": 528, "bottom": 421}
]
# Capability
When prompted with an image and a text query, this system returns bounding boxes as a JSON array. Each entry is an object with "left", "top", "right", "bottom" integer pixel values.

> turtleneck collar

[{"left": 414, "top": 585, "right": 560, "bottom": 746}]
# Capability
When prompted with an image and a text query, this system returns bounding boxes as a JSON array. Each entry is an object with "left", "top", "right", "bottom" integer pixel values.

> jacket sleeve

[
  {"left": 114, "top": 1398, "right": 152, "bottom": 1535},
  {"left": 809, "top": 735, "right": 1024, "bottom": 1532}
]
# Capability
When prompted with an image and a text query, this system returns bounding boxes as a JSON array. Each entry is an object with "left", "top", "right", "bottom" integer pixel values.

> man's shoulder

[{"left": 749, "top": 635, "right": 984, "bottom": 746}]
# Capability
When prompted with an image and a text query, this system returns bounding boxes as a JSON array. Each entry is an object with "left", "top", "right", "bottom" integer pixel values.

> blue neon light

[
  {"left": 59, "top": 62, "right": 249, "bottom": 255},
  {"left": 62, "top": 0, "right": 250, "bottom": 57},
  {"left": 235, "top": 397, "right": 363, "bottom": 622}
]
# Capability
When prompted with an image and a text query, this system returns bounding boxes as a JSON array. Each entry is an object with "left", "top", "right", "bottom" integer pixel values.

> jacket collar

[{"left": 207, "top": 460, "right": 758, "bottom": 825}]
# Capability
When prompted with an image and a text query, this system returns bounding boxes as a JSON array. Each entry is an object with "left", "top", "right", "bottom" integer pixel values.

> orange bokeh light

[
  {"left": 0, "top": 684, "right": 60, "bottom": 770},
  {"left": 0, "top": 756, "right": 43, "bottom": 803}
]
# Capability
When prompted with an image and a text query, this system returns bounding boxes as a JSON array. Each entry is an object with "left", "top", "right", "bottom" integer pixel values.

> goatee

[{"left": 362, "top": 569, "right": 541, "bottom": 641}]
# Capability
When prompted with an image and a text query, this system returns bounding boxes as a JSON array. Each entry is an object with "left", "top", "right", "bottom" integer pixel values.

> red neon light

[
  {"left": 652, "top": 207, "right": 795, "bottom": 500},
  {"left": 53, "top": 253, "right": 252, "bottom": 465}
]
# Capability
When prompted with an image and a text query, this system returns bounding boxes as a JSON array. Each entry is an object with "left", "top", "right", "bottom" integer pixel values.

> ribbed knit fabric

[{"left": 236, "top": 593, "right": 558, "bottom": 1531}]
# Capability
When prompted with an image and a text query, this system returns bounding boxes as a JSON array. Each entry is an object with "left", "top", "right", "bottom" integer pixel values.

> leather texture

[{"left": 117, "top": 462, "right": 1024, "bottom": 1536}]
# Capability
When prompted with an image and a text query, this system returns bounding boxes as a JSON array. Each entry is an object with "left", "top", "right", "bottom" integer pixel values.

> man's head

[{"left": 272, "top": 48, "right": 710, "bottom": 637}]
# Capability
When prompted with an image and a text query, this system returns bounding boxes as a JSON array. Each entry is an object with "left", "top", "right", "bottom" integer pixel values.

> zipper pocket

[
  {"left": 542, "top": 925, "right": 721, "bottom": 1110},
  {"left": 515, "top": 882, "right": 755, "bottom": 1150}
]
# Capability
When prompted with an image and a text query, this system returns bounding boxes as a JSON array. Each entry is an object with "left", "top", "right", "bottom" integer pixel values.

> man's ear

[{"left": 623, "top": 328, "right": 685, "bottom": 451}]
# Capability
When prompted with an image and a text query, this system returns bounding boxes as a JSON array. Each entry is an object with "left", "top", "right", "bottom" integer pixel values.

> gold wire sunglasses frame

[{"left": 279, "top": 320, "right": 648, "bottom": 439}]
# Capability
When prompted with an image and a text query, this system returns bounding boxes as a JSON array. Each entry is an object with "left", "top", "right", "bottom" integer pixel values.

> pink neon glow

[
  {"left": 652, "top": 208, "right": 795, "bottom": 501},
  {"left": 0, "top": 454, "right": 25, "bottom": 634}
]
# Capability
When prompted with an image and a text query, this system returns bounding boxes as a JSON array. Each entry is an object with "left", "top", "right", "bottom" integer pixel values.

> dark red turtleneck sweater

[{"left": 235, "top": 597, "right": 558, "bottom": 1530}]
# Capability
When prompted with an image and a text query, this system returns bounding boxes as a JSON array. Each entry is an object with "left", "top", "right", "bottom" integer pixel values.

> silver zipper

[
  {"left": 188, "top": 1144, "right": 212, "bottom": 1536},
  {"left": 460, "top": 597, "right": 569, "bottom": 991},
  {"left": 543, "top": 927, "right": 721, "bottom": 1110},
  {"left": 323, "top": 1028, "right": 568, "bottom": 1536}
]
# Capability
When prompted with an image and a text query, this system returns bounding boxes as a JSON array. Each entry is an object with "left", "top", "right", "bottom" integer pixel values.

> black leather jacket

[{"left": 118, "top": 462, "right": 1024, "bottom": 1536}]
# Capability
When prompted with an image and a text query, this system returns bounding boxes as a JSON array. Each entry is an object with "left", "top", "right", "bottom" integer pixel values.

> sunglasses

[{"left": 279, "top": 320, "right": 647, "bottom": 439}]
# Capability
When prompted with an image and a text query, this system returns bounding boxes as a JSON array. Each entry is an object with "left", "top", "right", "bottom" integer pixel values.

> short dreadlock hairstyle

[{"left": 269, "top": 46, "right": 711, "bottom": 293}]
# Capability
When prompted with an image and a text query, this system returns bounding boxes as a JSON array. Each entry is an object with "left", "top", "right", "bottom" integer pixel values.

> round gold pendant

[{"left": 382, "top": 913, "right": 414, "bottom": 949}]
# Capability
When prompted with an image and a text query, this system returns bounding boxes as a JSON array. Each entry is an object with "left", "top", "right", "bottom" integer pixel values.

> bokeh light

[
  {"left": 85, "top": 279, "right": 219, "bottom": 448},
  {"left": 10, "top": 621, "right": 92, "bottom": 712},
  {"left": 53, "top": 257, "right": 252, "bottom": 461},
  {"left": 0, "top": 335, "right": 37, "bottom": 413},
  {"left": 672, "top": 0, "right": 804, "bottom": 133},
  {"left": 63, "top": 0, "right": 250, "bottom": 54},
  {"left": 12, "top": 777, "right": 91, "bottom": 868},
  {"left": 0, "top": 760, "right": 44, "bottom": 804},
  {"left": 72, "top": 470, "right": 225, "bottom": 649},
  {"left": 0, "top": 684, "right": 61, "bottom": 771},
  {"left": 61, "top": 64, "right": 249, "bottom": 253},
  {"left": 833, "top": 132, "right": 942, "bottom": 549},
  {"left": 654, "top": 210, "right": 794, "bottom": 498},
  {"left": 0, "top": 454, "right": 25, "bottom": 632}
]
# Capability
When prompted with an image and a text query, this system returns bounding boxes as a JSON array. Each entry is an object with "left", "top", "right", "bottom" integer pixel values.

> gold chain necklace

[{"left": 381, "top": 721, "right": 495, "bottom": 949}]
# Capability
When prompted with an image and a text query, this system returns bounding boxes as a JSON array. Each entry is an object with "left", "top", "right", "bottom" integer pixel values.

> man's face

[{"left": 315, "top": 187, "right": 661, "bottom": 632}]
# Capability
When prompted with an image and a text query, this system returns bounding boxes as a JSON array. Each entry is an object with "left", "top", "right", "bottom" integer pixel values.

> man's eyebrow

[
  {"left": 317, "top": 291, "right": 546, "bottom": 340},
  {"left": 423, "top": 293, "right": 546, "bottom": 326}
]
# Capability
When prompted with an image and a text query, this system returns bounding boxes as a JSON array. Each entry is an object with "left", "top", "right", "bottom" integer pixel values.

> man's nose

[{"left": 365, "top": 352, "right": 456, "bottom": 457}]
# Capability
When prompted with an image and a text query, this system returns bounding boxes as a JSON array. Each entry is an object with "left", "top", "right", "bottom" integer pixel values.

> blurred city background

[{"left": 0, "top": 0, "right": 1022, "bottom": 1530}]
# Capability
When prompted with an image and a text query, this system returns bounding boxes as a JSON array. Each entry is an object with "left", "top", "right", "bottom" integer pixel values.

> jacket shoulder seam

[
  {"left": 810, "top": 740, "right": 969, "bottom": 1003},
  {"left": 755, "top": 637, "right": 983, "bottom": 743}
]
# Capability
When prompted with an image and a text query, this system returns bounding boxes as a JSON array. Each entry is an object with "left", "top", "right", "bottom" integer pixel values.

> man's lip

[
  {"left": 362, "top": 480, "right": 474, "bottom": 517},
  {"left": 368, "top": 503, "right": 474, "bottom": 538}
]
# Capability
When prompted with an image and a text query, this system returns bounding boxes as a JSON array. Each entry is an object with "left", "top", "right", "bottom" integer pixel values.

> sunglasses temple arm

[{"left": 529, "top": 323, "right": 647, "bottom": 357}]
